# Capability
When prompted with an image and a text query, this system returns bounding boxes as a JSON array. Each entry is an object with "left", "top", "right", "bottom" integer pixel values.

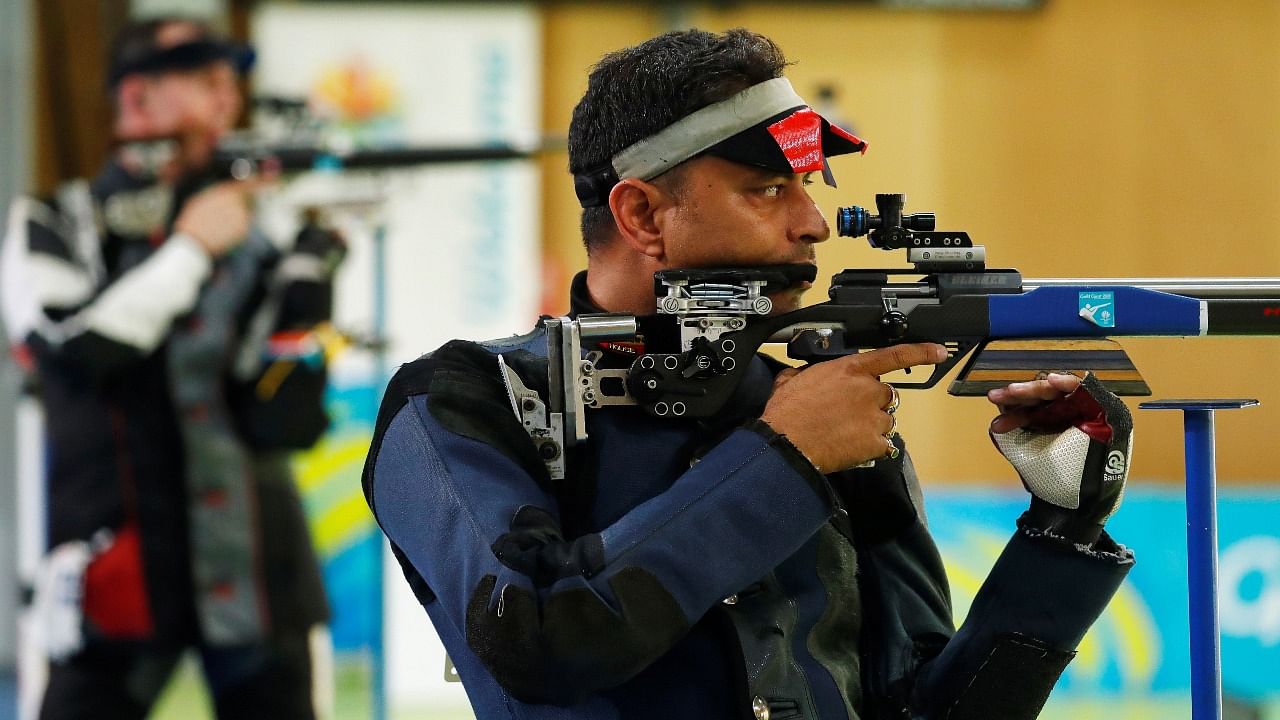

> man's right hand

[
  {"left": 173, "top": 179, "right": 266, "bottom": 257},
  {"left": 761, "top": 343, "right": 947, "bottom": 473}
]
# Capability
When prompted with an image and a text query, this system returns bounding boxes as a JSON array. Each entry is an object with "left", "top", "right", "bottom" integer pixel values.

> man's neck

[{"left": 585, "top": 248, "right": 664, "bottom": 315}]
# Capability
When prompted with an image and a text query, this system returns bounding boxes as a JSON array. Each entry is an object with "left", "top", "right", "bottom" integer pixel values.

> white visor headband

[{"left": 611, "top": 77, "right": 807, "bottom": 181}]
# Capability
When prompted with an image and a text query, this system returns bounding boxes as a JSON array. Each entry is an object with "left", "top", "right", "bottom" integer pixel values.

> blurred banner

[
  {"left": 252, "top": 2, "right": 541, "bottom": 716},
  {"left": 928, "top": 488, "right": 1280, "bottom": 708}
]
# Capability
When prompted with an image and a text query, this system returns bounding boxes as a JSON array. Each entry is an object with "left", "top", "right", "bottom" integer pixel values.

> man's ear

[{"left": 607, "top": 178, "right": 669, "bottom": 260}]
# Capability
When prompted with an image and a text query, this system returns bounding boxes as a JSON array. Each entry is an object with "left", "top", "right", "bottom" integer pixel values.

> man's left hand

[
  {"left": 987, "top": 373, "right": 1134, "bottom": 545},
  {"left": 986, "top": 373, "right": 1082, "bottom": 433}
]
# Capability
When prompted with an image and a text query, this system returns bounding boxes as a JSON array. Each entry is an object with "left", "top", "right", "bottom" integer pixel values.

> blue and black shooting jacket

[{"left": 361, "top": 272, "right": 1134, "bottom": 720}]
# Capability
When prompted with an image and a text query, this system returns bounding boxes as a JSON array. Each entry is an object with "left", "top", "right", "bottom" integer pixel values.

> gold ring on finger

[
  {"left": 884, "top": 384, "right": 900, "bottom": 415},
  {"left": 883, "top": 434, "right": 900, "bottom": 460},
  {"left": 886, "top": 413, "right": 898, "bottom": 437}
]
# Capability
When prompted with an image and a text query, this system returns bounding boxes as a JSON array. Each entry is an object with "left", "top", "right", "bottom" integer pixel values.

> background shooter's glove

[
  {"left": 229, "top": 214, "right": 347, "bottom": 451},
  {"left": 990, "top": 372, "right": 1133, "bottom": 545}
]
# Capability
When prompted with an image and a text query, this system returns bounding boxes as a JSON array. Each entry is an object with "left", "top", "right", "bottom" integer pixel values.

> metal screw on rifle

[
  {"left": 580, "top": 360, "right": 594, "bottom": 375},
  {"left": 729, "top": 318, "right": 745, "bottom": 330},
  {"left": 644, "top": 378, "right": 659, "bottom": 390},
  {"left": 753, "top": 297, "right": 773, "bottom": 315},
  {"left": 522, "top": 398, "right": 537, "bottom": 412},
  {"left": 582, "top": 389, "right": 597, "bottom": 404},
  {"left": 539, "top": 442, "right": 560, "bottom": 460},
  {"left": 699, "top": 318, "right": 712, "bottom": 329}
]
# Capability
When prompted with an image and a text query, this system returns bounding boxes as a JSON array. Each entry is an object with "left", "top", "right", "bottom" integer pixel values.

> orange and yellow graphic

[{"left": 313, "top": 56, "right": 399, "bottom": 124}]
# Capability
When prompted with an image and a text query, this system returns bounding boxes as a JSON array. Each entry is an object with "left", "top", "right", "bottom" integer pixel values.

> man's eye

[
  {"left": 762, "top": 185, "right": 783, "bottom": 198},
  {"left": 801, "top": 173, "right": 815, "bottom": 187}
]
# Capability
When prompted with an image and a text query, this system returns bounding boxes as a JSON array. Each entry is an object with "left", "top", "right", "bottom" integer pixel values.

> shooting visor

[{"left": 574, "top": 77, "right": 867, "bottom": 208}]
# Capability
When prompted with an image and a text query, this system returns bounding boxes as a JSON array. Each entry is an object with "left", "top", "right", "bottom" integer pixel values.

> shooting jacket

[
  {"left": 362, "top": 271, "right": 1134, "bottom": 720},
  {"left": 1, "top": 159, "right": 331, "bottom": 649}
]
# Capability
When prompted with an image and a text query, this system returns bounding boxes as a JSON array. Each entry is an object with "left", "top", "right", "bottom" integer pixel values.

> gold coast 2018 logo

[{"left": 312, "top": 56, "right": 403, "bottom": 142}]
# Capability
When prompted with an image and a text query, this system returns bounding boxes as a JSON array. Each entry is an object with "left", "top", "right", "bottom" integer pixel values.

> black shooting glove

[
  {"left": 990, "top": 373, "right": 1133, "bottom": 545},
  {"left": 278, "top": 214, "right": 347, "bottom": 329},
  {"left": 229, "top": 215, "right": 347, "bottom": 451}
]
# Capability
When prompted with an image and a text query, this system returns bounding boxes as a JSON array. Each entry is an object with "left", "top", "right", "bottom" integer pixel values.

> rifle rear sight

[{"left": 836, "top": 193, "right": 984, "bottom": 272}]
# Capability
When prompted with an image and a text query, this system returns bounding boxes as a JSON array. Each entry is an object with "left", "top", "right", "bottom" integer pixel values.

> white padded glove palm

[{"left": 991, "top": 373, "right": 1133, "bottom": 544}]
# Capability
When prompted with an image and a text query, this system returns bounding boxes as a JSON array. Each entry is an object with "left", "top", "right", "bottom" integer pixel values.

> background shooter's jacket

[
  {"left": 362, "top": 272, "right": 1134, "bottom": 720},
  {"left": 0, "top": 160, "right": 333, "bottom": 649}
]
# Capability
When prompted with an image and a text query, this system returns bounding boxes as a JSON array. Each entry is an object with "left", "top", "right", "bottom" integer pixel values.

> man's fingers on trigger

[{"left": 845, "top": 343, "right": 947, "bottom": 376}]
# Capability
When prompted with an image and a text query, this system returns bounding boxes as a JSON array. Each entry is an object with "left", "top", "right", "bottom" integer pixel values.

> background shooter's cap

[
  {"left": 574, "top": 77, "right": 866, "bottom": 208},
  {"left": 108, "top": 24, "right": 256, "bottom": 88}
]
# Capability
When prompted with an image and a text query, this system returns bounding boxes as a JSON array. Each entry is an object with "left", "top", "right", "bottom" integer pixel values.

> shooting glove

[
  {"left": 229, "top": 217, "right": 347, "bottom": 450},
  {"left": 990, "top": 373, "right": 1133, "bottom": 545}
]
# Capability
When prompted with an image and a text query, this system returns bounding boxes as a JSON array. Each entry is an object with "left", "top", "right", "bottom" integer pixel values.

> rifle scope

[{"left": 836, "top": 193, "right": 935, "bottom": 246}]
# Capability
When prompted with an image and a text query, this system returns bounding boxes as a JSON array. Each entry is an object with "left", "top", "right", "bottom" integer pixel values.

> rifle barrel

[
  {"left": 1024, "top": 278, "right": 1280, "bottom": 298},
  {"left": 212, "top": 144, "right": 539, "bottom": 179}
]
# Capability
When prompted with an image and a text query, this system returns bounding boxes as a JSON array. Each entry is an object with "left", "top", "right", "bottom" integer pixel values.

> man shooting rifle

[{"left": 363, "top": 28, "right": 1133, "bottom": 719}]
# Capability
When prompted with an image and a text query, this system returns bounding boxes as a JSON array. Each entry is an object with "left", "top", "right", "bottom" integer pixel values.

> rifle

[
  {"left": 503, "top": 193, "right": 1280, "bottom": 478},
  {"left": 212, "top": 95, "right": 544, "bottom": 179},
  {"left": 211, "top": 136, "right": 539, "bottom": 180}
]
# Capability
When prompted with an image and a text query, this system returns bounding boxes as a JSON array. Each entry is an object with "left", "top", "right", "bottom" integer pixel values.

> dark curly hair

[{"left": 568, "top": 29, "right": 789, "bottom": 252}]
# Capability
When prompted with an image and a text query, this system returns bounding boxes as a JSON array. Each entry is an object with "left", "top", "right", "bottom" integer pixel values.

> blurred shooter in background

[{"left": 0, "top": 16, "right": 343, "bottom": 720}]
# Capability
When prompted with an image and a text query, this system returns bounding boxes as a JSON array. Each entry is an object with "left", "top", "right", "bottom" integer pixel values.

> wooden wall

[{"left": 538, "top": 1, "right": 1280, "bottom": 485}]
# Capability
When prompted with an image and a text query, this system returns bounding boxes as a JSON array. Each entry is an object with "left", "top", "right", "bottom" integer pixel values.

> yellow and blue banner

[{"left": 927, "top": 487, "right": 1280, "bottom": 705}]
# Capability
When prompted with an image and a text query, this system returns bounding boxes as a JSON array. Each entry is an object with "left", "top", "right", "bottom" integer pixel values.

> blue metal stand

[
  {"left": 1139, "top": 399, "right": 1258, "bottom": 720},
  {"left": 371, "top": 220, "right": 389, "bottom": 720}
]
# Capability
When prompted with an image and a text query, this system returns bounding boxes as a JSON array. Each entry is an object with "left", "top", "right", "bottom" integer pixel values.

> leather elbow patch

[
  {"left": 942, "top": 634, "right": 1074, "bottom": 720},
  {"left": 464, "top": 568, "right": 689, "bottom": 704},
  {"left": 491, "top": 506, "right": 606, "bottom": 585}
]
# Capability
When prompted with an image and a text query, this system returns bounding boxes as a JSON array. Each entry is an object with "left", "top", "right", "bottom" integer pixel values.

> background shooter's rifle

[
  {"left": 510, "top": 193, "right": 1280, "bottom": 476},
  {"left": 206, "top": 96, "right": 551, "bottom": 357},
  {"left": 212, "top": 95, "right": 545, "bottom": 180},
  {"left": 212, "top": 135, "right": 539, "bottom": 179}
]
